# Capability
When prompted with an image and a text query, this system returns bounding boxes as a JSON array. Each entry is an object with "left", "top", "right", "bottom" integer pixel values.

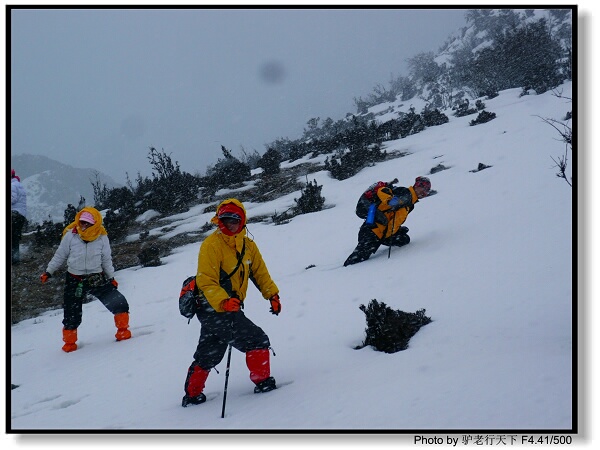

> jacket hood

[
  {"left": 62, "top": 207, "right": 107, "bottom": 241},
  {"left": 211, "top": 198, "right": 247, "bottom": 239}
]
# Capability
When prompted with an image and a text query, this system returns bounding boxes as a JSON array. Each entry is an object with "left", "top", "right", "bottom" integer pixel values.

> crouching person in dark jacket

[
  {"left": 344, "top": 176, "right": 431, "bottom": 266},
  {"left": 182, "top": 198, "right": 282, "bottom": 407}
]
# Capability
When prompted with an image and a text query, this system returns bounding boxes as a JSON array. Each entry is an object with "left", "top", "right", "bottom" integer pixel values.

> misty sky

[{"left": 10, "top": 7, "right": 467, "bottom": 183}]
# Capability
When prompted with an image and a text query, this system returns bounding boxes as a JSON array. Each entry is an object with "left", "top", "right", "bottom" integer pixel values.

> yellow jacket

[
  {"left": 196, "top": 199, "right": 279, "bottom": 312},
  {"left": 371, "top": 186, "right": 418, "bottom": 239}
]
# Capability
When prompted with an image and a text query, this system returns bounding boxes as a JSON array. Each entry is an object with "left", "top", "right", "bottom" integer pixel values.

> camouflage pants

[
  {"left": 192, "top": 296, "right": 270, "bottom": 370},
  {"left": 62, "top": 273, "right": 129, "bottom": 329}
]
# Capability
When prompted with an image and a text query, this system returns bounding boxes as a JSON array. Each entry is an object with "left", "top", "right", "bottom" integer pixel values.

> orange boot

[
  {"left": 62, "top": 328, "right": 78, "bottom": 352},
  {"left": 114, "top": 312, "right": 132, "bottom": 341}
]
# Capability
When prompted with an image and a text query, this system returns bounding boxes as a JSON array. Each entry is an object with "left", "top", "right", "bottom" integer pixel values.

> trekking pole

[
  {"left": 221, "top": 315, "right": 236, "bottom": 418},
  {"left": 221, "top": 343, "right": 233, "bottom": 418},
  {"left": 388, "top": 213, "right": 396, "bottom": 259}
]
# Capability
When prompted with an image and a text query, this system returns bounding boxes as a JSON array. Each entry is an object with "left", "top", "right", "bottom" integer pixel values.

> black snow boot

[
  {"left": 254, "top": 377, "right": 277, "bottom": 393},
  {"left": 182, "top": 393, "right": 207, "bottom": 407}
]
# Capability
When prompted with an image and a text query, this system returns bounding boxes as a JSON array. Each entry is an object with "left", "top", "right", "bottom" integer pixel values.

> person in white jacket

[
  {"left": 40, "top": 207, "right": 132, "bottom": 352},
  {"left": 11, "top": 169, "right": 27, "bottom": 264}
]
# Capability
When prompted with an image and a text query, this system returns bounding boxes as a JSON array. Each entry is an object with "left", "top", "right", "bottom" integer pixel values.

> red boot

[
  {"left": 114, "top": 312, "right": 132, "bottom": 341},
  {"left": 62, "top": 328, "right": 78, "bottom": 353},
  {"left": 246, "top": 348, "right": 277, "bottom": 393},
  {"left": 182, "top": 363, "right": 210, "bottom": 407},
  {"left": 246, "top": 348, "right": 270, "bottom": 383}
]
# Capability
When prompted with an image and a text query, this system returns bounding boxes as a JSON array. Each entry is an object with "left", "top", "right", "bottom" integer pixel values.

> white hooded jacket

[{"left": 11, "top": 178, "right": 27, "bottom": 217}]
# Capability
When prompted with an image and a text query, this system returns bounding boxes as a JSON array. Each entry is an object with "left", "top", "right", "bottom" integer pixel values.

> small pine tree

[
  {"left": 259, "top": 147, "right": 281, "bottom": 175},
  {"left": 453, "top": 99, "right": 478, "bottom": 117},
  {"left": 356, "top": 299, "right": 432, "bottom": 353},
  {"left": 63, "top": 204, "right": 77, "bottom": 226},
  {"left": 91, "top": 172, "right": 110, "bottom": 209},
  {"left": 206, "top": 145, "right": 252, "bottom": 190},
  {"left": 470, "top": 110, "right": 497, "bottom": 126},
  {"left": 138, "top": 245, "right": 161, "bottom": 267},
  {"left": 421, "top": 107, "right": 449, "bottom": 127},
  {"left": 103, "top": 209, "right": 131, "bottom": 242},
  {"left": 294, "top": 179, "right": 325, "bottom": 214},
  {"left": 33, "top": 219, "right": 63, "bottom": 248}
]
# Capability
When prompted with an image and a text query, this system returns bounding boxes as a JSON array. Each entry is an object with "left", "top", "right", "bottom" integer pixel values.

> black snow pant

[
  {"left": 62, "top": 272, "right": 130, "bottom": 329},
  {"left": 192, "top": 296, "right": 270, "bottom": 370},
  {"left": 344, "top": 223, "right": 410, "bottom": 266},
  {"left": 11, "top": 211, "right": 26, "bottom": 264}
]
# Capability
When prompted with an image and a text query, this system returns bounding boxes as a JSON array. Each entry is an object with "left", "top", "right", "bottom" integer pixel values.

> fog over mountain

[{"left": 11, "top": 154, "right": 120, "bottom": 225}]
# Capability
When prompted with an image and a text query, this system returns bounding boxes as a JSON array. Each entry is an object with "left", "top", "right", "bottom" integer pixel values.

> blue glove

[{"left": 388, "top": 196, "right": 400, "bottom": 210}]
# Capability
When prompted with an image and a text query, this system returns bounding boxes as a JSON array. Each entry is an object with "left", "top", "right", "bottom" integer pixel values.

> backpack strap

[
  {"left": 180, "top": 239, "right": 246, "bottom": 323},
  {"left": 220, "top": 239, "right": 246, "bottom": 283}
]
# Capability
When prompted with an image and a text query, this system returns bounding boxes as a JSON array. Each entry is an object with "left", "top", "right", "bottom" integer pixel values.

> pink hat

[{"left": 79, "top": 211, "right": 96, "bottom": 225}]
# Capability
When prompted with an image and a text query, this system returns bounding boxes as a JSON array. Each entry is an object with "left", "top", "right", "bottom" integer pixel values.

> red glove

[
  {"left": 110, "top": 278, "right": 119, "bottom": 288},
  {"left": 40, "top": 272, "right": 51, "bottom": 284},
  {"left": 221, "top": 298, "right": 241, "bottom": 312},
  {"left": 269, "top": 294, "right": 281, "bottom": 315}
]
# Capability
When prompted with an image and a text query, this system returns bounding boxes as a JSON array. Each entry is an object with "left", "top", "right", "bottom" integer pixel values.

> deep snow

[{"left": 9, "top": 83, "right": 574, "bottom": 435}]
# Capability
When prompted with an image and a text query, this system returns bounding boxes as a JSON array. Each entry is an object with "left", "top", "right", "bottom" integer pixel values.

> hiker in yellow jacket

[
  {"left": 344, "top": 176, "right": 431, "bottom": 266},
  {"left": 182, "top": 198, "right": 282, "bottom": 407}
]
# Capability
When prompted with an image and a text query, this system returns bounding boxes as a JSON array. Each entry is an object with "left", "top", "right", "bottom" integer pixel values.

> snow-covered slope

[{"left": 9, "top": 82, "right": 573, "bottom": 432}]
